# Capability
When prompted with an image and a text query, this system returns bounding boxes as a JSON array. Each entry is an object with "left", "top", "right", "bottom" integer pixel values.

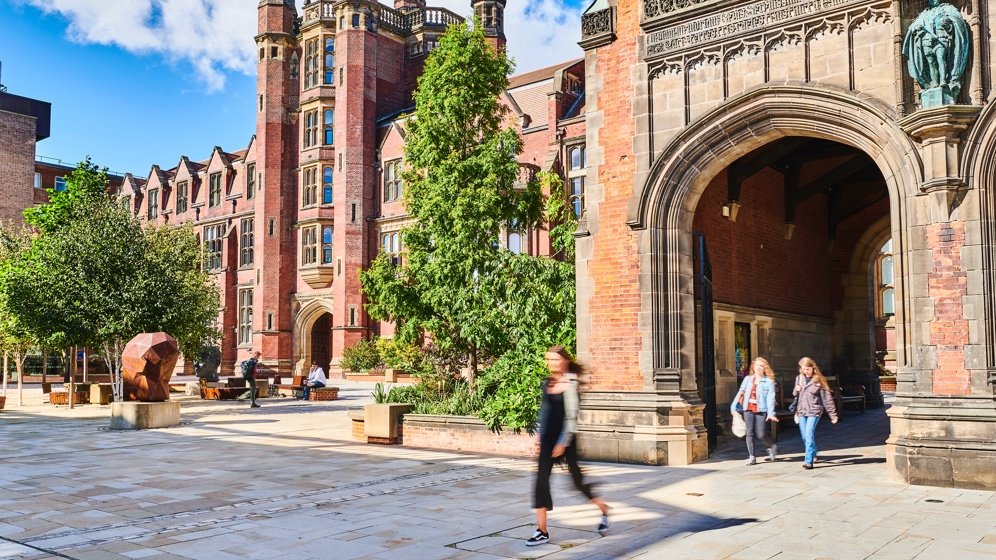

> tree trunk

[
  {"left": 42, "top": 350, "right": 48, "bottom": 383},
  {"left": 15, "top": 352, "right": 25, "bottom": 407},
  {"left": 2, "top": 352, "right": 7, "bottom": 399},
  {"left": 468, "top": 344, "right": 477, "bottom": 391},
  {"left": 83, "top": 349, "right": 88, "bottom": 383},
  {"left": 69, "top": 346, "right": 76, "bottom": 409}
]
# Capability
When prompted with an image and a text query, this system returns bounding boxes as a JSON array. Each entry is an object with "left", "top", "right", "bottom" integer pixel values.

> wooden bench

[
  {"left": 274, "top": 375, "right": 306, "bottom": 398},
  {"left": 201, "top": 387, "right": 246, "bottom": 400},
  {"left": 836, "top": 383, "right": 867, "bottom": 413}
]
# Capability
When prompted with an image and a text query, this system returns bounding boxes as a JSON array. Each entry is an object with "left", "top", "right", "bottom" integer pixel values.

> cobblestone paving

[{"left": 1, "top": 385, "right": 994, "bottom": 559}]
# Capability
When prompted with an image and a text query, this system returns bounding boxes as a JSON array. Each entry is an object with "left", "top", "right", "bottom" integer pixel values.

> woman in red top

[{"left": 731, "top": 357, "right": 779, "bottom": 465}]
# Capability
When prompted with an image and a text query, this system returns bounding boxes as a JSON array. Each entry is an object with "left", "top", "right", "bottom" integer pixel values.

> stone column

[{"left": 888, "top": 105, "right": 996, "bottom": 489}]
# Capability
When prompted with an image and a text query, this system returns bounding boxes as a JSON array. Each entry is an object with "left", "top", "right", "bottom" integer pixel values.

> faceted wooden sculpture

[{"left": 122, "top": 332, "right": 179, "bottom": 402}]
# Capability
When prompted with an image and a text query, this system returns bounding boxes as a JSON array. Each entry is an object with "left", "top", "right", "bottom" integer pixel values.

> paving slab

[{"left": 0, "top": 387, "right": 993, "bottom": 559}]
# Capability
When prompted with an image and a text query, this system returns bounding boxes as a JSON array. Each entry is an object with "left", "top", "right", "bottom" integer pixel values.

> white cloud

[
  {"left": 430, "top": 0, "right": 584, "bottom": 73},
  {"left": 22, "top": 0, "right": 582, "bottom": 91}
]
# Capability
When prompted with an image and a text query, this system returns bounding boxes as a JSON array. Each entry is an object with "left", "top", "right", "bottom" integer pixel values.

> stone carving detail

[
  {"left": 122, "top": 332, "right": 180, "bottom": 402},
  {"left": 901, "top": 0, "right": 970, "bottom": 108},
  {"left": 645, "top": 0, "right": 872, "bottom": 58},
  {"left": 644, "top": 0, "right": 710, "bottom": 20},
  {"left": 582, "top": 7, "right": 613, "bottom": 39}
]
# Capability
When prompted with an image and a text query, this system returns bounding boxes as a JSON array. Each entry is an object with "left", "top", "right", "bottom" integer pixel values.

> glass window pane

[
  {"left": 324, "top": 167, "right": 333, "bottom": 183},
  {"left": 508, "top": 232, "right": 521, "bottom": 254},
  {"left": 324, "top": 109, "right": 333, "bottom": 124},
  {"left": 383, "top": 235, "right": 390, "bottom": 252},
  {"left": 882, "top": 288, "right": 895, "bottom": 315},
  {"left": 323, "top": 184, "right": 333, "bottom": 204},
  {"left": 881, "top": 255, "right": 894, "bottom": 285},
  {"left": 392, "top": 233, "right": 400, "bottom": 253},
  {"left": 570, "top": 148, "right": 581, "bottom": 170},
  {"left": 882, "top": 239, "right": 892, "bottom": 254},
  {"left": 323, "top": 246, "right": 333, "bottom": 264},
  {"left": 323, "top": 226, "right": 333, "bottom": 244}
]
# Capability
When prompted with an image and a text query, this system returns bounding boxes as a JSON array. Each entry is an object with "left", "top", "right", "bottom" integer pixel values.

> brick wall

[
  {"left": 0, "top": 110, "right": 36, "bottom": 225},
  {"left": 402, "top": 415, "right": 538, "bottom": 457},
  {"left": 927, "top": 222, "right": 971, "bottom": 395}
]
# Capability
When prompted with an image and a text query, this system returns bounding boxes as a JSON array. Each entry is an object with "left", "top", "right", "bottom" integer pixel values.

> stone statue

[
  {"left": 194, "top": 345, "right": 221, "bottom": 382},
  {"left": 902, "top": 0, "right": 970, "bottom": 108},
  {"left": 122, "top": 332, "right": 179, "bottom": 402}
]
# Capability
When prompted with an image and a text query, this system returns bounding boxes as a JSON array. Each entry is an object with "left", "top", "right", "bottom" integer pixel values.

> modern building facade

[
  {"left": 123, "top": 0, "right": 587, "bottom": 379},
  {"left": 576, "top": 0, "right": 996, "bottom": 488}
]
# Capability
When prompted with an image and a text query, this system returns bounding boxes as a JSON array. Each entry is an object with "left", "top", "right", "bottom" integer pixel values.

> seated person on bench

[{"left": 300, "top": 361, "right": 327, "bottom": 400}]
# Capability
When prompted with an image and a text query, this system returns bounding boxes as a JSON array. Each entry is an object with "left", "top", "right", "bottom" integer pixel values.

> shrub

[{"left": 340, "top": 339, "right": 382, "bottom": 373}]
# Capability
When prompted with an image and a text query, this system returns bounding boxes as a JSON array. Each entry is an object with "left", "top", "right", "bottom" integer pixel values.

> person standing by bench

[
  {"left": 241, "top": 351, "right": 262, "bottom": 408},
  {"left": 300, "top": 361, "right": 327, "bottom": 400},
  {"left": 731, "top": 357, "right": 779, "bottom": 465}
]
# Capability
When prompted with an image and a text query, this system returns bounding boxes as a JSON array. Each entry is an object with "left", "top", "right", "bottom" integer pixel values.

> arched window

[
  {"left": 323, "top": 109, "right": 334, "bottom": 145},
  {"left": 322, "top": 226, "right": 333, "bottom": 264},
  {"left": 322, "top": 166, "right": 334, "bottom": 204},
  {"left": 876, "top": 239, "right": 894, "bottom": 317}
]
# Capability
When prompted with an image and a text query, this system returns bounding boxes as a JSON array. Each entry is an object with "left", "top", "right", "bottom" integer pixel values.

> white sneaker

[
  {"left": 745, "top": 456, "right": 757, "bottom": 466},
  {"left": 767, "top": 445, "right": 777, "bottom": 462},
  {"left": 597, "top": 514, "right": 610, "bottom": 535},
  {"left": 525, "top": 529, "right": 549, "bottom": 546}
]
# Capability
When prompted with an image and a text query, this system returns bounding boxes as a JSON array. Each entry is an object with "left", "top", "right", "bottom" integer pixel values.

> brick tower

[
  {"left": 471, "top": 0, "right": 506, "bottom": 52},
  {"left": 254, "top": 0, "right": 299, "bottom": 375}
]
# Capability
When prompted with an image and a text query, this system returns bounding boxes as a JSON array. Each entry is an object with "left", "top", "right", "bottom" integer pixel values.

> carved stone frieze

[
  {"left": 645, "top": 0, "right": 887, "bottom": 60},
  {"left": 644, "top": 0, "right": 712, "bottom": 20},
  {"left": 580, "top": 7, "right": 616, "bottom": 50}
]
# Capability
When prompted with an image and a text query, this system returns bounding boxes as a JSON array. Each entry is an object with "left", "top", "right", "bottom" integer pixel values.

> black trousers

[
  {"left": 744, "top": 410, "right": 773, "bottom": 456},
  {"left": 532, "top": 443, "right": 596, "bottom": 510},
  {"left": 244, "top": 376, "right": 258, "bottom": 404}
]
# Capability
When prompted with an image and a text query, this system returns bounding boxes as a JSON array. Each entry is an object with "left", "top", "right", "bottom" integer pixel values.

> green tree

[
  {"left": 360, "top": 23, "right": 576, "bottom": 428},
  {"left": 1, "top": 160, "right": 220, "bottom": 401},
  {"left": 0, "top": 227, "right": 37, "bottom": 406}
]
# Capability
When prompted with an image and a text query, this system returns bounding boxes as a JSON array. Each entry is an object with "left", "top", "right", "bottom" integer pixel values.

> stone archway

[
  {"left": 627, "top": 85, "right": 924, "bottom": 465},
  {"left": 632, "top": 85, "right": 921, "bottom": 389},
  {"left": 292, "top": 299, "right": 335, "bottom": 377}
]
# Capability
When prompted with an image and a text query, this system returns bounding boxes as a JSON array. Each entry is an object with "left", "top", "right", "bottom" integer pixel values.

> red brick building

[
  {"left": 0, "top": 90, "right": 50, "bottom": 225},
  {"left": 123, "top": 0, "right": 586, "bottom": 378}
]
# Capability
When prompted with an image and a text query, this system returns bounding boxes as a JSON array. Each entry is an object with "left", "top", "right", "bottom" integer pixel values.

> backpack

[{"left": 240, "top": 359, "right": 254, "bottom": 377}]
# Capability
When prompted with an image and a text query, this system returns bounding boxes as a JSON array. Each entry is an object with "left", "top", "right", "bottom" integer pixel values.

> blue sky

[{"left": 0, "top": 0, "right": 586, "bottom": 178}]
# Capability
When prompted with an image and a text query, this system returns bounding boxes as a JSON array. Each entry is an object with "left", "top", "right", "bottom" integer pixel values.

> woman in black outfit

[{"left": 527, "top": 345, "right": 610, "bottom": 547}]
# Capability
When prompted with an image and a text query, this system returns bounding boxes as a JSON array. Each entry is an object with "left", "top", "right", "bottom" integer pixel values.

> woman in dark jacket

[
  {"left": 793, "top": 357, "right": 839, "bottom": 469},
  {"left": 527, "top": 345, "right": 610, "bottom": 547}
]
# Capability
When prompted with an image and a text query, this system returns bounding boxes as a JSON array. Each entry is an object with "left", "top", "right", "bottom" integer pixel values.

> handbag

[
  {"left": 788, "top": 394, "right": 799, "bottom": 413},
  {"left": 731, "top": 411, "right": 747, "bottom": 438}
]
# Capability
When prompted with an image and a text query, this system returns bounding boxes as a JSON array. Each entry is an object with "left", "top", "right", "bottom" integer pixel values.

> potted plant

[{"left": 363, "top": 383, "right": 412, "bottom": 444}]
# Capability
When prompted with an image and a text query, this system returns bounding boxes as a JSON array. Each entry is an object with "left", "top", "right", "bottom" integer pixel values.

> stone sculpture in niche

[
  {"left": 122, "top": 332, "right": 179, "bottom": 402},
  {"left": 902, "top": 0, "right": 970, "bottom": 108}
]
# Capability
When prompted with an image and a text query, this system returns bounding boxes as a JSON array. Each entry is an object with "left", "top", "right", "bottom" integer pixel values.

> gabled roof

[{"left": 507, "top": 59, "right": 583, "bottom": 90}]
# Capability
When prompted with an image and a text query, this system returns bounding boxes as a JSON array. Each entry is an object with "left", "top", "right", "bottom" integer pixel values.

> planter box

[
  {"left": 364, "top": 403, "right": 413, "bottom": 444},
  {"left": 0, "top": 395, "right": 5, "bottom": 411},
  {"left": 49, "top": 391, "right": 90, "bottom": 405},
  {"left": 402, "top": 414, "right": 537, "bottom": 457},
  {"left": 90, "top": 383, "right": 114, "bottom": 405}
]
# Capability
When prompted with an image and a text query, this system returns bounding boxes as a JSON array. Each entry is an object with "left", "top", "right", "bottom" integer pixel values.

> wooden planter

[
  {"left": 49, "top": 391, "right": 90, "bottom": 405},
  {"left": 0, "top": 395, "right": 5, "bottom": 411}
]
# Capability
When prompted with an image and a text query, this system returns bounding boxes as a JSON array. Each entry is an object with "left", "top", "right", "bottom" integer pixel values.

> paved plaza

[{"left": 0, "top": 383, "right": 994, "bottom": 560}]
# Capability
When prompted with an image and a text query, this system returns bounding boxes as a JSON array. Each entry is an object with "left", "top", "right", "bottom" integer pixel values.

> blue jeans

[
  {"left": 302, "top": 381, "right": 325, "bottom": 400},
  {"left": 799, "top": 415, "right": 820, "bottom": 464}
]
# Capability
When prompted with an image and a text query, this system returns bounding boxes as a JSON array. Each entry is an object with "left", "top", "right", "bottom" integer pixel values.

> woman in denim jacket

[
  {"left": 793, "top": 357, "right": 839, "bottom": 469},
  {"left": 731, "top": 357, "right": 779, "bottom": 465}
]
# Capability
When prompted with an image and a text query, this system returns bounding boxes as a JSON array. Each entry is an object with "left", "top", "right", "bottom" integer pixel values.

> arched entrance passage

[
  {"left": 629, "top": 85, "right": 923, "bottom": 455},
  {"left": 690, "top": 137, "right": 893, "bottom": 440},
  {"left": 293, "top": 300, "right": 335, "bottom": 376}
]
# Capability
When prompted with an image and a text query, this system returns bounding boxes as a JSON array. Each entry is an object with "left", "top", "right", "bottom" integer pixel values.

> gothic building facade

[{"left": 121, "top": 0, "right": 586, "bottom": 378}]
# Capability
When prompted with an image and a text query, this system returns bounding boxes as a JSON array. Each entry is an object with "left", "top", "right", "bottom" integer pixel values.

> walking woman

[
  {"left": 730, "top": 357, "right": 779, "bottom": 465},
  {"left": 793, "top": 357, "right": 839, "bottom": 469},
  {"left": 527, "top": 345, "right": 610, "bottom": 547}
]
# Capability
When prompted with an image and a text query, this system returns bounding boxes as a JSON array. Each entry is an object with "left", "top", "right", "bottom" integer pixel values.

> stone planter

[
  {"left": 880, "top": 376, "right": 897, "bottom": 392},
  {"left": 402, "top": 414, "right": 537, "bottom": 457},
  {"left": 363, "top": 403, "right": 412, "bottom": 444},
  {"left": 90, "top": 383, "right": 114, "bottom": 405}
]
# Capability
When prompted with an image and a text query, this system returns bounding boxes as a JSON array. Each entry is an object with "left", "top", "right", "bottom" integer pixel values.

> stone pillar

[{"left": 888, "top": 105, "right": 996, "bottom": 489}]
